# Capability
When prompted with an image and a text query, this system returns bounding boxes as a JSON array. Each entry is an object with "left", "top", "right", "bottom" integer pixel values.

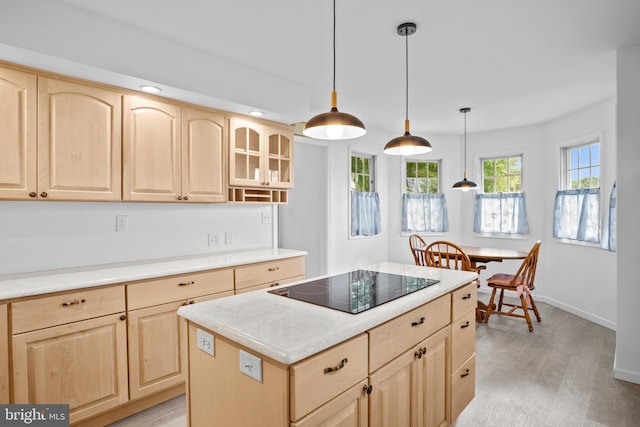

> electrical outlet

[
  {"left": 239, "top": 349, "right": 262, "bottom": 382},
  {"left": 208, "top": 232, "right": 221, "bottom": 246},
  {"left": 261, "top": 212, "right": 272, "bottom": 224},
  {"left": 197, "top": 329, "right": 214, "bottom": 356},
  {"left": 116, "top": 215, "right": 128, "bottom": 232}
]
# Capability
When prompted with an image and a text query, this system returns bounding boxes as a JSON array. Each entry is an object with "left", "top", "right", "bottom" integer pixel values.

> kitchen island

[{"left": 178, "top": 262, "right": 478, "bottom": 426}]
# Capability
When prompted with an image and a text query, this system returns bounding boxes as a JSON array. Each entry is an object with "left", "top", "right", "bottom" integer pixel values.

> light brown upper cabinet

[
  {"left": 123, "top": 95, "right": 227, "bottom": 202},
  {"left": 38, "top": 78, "right": 122, "bottom": 201},
  {"left": 229, "top": 117, "right": 293, "bottom": 189},
  {"left": 0, "top": 67, "right": 38, "bottom": 199}
]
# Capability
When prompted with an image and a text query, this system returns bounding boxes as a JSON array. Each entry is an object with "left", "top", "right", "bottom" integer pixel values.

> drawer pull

[
  {"left": 178, "top": 281, "right": 195, "bottom": 286},
  {"left": 460, "top": 321, "right": 471, "bottom": 329},
  {"left": 462, "top": 293, "right": 472, "bottom": 300},
  {"left": 460, "top": 369, "right": 471, "bottom": 378},
  {"left": 267, "top": 267, "right": 280, "bottom": 272},
  {"left": 324, "top": 358, "right": 348, "bottom": 374},
  {"left": 270, "top": 283, "right": 280, "bottom": 287},
  {"left": 62, "top": 299, "right": 86, "bottom": 307},
  {"left": 411, "top": 317, "right": 425, "bottom": 327},
  {"left": 363, "top": 384, "right": 373, "bottom": 395}
]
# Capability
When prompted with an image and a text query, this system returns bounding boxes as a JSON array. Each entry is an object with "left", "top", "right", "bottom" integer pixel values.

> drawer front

[
  {"left": 290, "top": 333, "right": 368, "bottom": 422},
  {"left": 368, "top": 294, "right": 450, "bottom": 373},
  {"left": 235, "top": 256, "right": 305, "bottom": 290},
  {"left": 451, "top": 309, "right": 476, "bottom": 370},
  {"left": 234, "top": 275, "right": 304, "bottom": 294},
  {"left": 12, "top": 286, "right": 125, "bottom": 334},
  {"left": 127, "top": 268, "right": 234, "bottom": 310},
  {"left": 451, "top": 354, "right": 475, "bottom": 421},
  {"left": 452, "top": 282, "right": 477, "bottom": 321}
]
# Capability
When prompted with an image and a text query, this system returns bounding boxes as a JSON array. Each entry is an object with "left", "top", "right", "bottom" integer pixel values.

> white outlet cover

[
  {"left": 197, "top": 328, "right": 214, "bottom": 356},
  {"left": 239, "top": 349, "right": 262, "bottom": 382}
]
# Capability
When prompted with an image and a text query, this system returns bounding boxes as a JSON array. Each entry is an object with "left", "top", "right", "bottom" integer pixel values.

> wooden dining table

[{"left": 419, "top": 244, "right": 529, "bottom": 321}]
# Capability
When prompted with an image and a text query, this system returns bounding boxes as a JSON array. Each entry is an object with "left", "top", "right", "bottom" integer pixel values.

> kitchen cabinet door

[
  {"left": 38, "top": 77, "right": 122, "bottom": 200},
  {"left": 416, "top": 326, "right": 451, "bottom": 427},
  {"left": 368, "top": 347, "right": 414, "bottom": 427},
  {"left": 265, "top": 124, "right": 293, "bottom": 189},
  {"left": 181, "top": 107, "right": 227, "bottom": 202},
  {"left": 292, "top": 381, "right": 368, "bottom": 427},
  {"left": 229, "top": 116, "right": 263, "bottom": 187},
  {"left": 123, "top": 95, "right": 181, "bottom": 201},
  {"left": 12, "top": 312, "right": 129, "bottom": 424},
  {"left": 127, "top": 301, "right": 187, "bottom": 400},
  {"left": 0, "top": 66, "right": 37, "bottom": 199},
  {"left": 0, "top": 304, "right": 9, "bottom": 403}
]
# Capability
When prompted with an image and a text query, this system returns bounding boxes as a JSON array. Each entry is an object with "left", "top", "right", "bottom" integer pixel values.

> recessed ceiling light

[
  {"left": 249, "top": 111, "right": 264, "bottom": 117},
  {"left": 140, "top": 85, "right": 162, "bottom": 94}
]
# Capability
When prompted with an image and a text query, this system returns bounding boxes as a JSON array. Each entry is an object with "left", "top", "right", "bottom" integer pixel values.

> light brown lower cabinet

[
  {"left": 12, "top": 312, "right": 129, "bottom": 424},
  {"left": 0, "top": 304, "right": 9, "bottom": 403},
  {"left": 369, "top": 326, "right": 450, "bottom": 427},
  {"left": 185, "top": 280, "right": 475, "bottom": 427}
]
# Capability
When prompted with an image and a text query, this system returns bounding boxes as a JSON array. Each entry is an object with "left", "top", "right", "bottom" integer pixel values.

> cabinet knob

[
  {"left": 414, "top": 349, "right": 423, "bottom": 359},
  {"left": 177, "top": 196, "right": 182, "bottom": 200},
  {"left": 183, "top": 196, "right": 189, "bottom": 200},
  {"left": 189, "top": 300, "right": 195, "bottom": 304},
  {"left": 29, "top": 192, "right": 37, "bottom": 198},
  {"left": 120, "top": 315, "right": 127, "bottom": 321},
  {"left": 363, "top": 384, "right": 373, "bottom": 395},
  {"left": 40, "top": 191, "right": 48, "bottom": 198}
]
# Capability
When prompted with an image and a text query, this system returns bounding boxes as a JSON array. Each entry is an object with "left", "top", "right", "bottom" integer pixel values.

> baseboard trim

[
  {"left": 477, "top": 287, "right": 616, "bottom": 331},
  {"left": 614, "top": 353, "right": 640, "bottom": 385}
]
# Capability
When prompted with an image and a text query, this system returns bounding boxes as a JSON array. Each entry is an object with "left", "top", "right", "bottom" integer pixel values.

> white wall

[
  {"left": 615, "top": 44, "right": 640, "bottom": 384},
  {"left": 0, "top": 202, "right": 274, "bottom": 275},
  {"left": 278, "top": 140, "right": 328, "bottom": 278}
]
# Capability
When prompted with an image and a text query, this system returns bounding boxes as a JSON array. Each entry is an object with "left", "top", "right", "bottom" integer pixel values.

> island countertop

[{"left": 177, "top": 262, "right": 477, "bottom": 365}]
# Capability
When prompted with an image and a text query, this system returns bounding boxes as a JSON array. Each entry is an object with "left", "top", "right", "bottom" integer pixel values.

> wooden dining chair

[
  {"left": 409, "top": 234, "right": 427, "bottom": 266},
  {"left": 484, "top": 241, "right": 542, "bottom": 332},
  {"left": 423, "top": 240, "right": 473, "bottom": 271}
]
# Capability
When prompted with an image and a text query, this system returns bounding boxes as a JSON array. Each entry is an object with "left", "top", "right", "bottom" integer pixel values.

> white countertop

[
  {"left": 0, "top": 248, "right": 307, "bottom": 300},
  {"left": 177, "top": 262, "right": 477, "bottom": 365}
]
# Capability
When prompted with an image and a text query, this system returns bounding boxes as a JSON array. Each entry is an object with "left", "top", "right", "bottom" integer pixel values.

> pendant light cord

[
  {"left": 405, "top": 29, "right": 409, "bottom": 121},
  {"left": 332, "top": 0, "right": 336, "bottom": 93},
  {"left": 463, "top": 110, "right": 468, "bottom": 174}
]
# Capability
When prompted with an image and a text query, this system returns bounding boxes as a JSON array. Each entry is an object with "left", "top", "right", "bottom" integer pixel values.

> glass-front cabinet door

[{"left": 266, "top": 125, "right": 293, "bottom": 189}]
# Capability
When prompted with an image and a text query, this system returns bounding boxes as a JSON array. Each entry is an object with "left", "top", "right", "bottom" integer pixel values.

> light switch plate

[
  {"left": 239, "top": 349, "right": 262, "bottom": 382},
  {"left": 197, "top": 328, "right": 214, "bottom": 356}
]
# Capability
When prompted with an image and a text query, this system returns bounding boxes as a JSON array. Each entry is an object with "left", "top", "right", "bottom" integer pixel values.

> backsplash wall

[{"left": 0, "top": 201, "right": 275, "bottom": 275}]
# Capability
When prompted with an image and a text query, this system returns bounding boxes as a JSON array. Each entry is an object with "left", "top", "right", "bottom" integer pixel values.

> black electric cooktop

[{"left": 268, "top": 270, "right": 439, "bottom": 314}]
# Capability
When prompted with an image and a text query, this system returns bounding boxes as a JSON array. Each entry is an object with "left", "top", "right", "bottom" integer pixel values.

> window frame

[
  {"left": 554, "top": 133, "right": 603, "bottom": 247},
  {"left": 473, "top": 151, "right": 528, "bottom": 239},
  {"left": 400, "top": 158, "right": 447, "bottom": 237},
  {"left": 404, "top": 159, "right": 442, "bottom": 195},
  {"left": 349, "top": 149, "right": 379, "bottom": 240}
]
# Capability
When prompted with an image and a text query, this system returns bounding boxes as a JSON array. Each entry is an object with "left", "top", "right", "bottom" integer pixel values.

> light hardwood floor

[{"left": 108, "top": 298, "right": 640, "bottom": 427}]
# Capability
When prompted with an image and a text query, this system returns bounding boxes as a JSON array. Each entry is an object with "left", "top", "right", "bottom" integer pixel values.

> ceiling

[{"left": 51, "top": 0, "right": 640, "bottom": 135}]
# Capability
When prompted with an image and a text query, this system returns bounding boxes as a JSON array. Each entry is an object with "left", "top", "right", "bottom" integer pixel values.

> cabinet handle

[
  {"left": 61, "top": 299, "right": 86, "bottom": 307},
  {"left": 29, "top": 192, "right": 37, "bottom": 198},
  {"left": 460, "top": 369, "right": 471, "bottom": 378},
  {"left": 414, "top": 348, "right": 423, "bottom": 359},
  {"left": 363, "top": 384, "right": 373, "bottom": 395},
  {"left": 324, "top": 358, "right": 348, "bottom": 374},
  {"left": 460, "top": 321, "right": 471, "bottom": 329},
  {"left": 184, "top": 196, "right": 189, "bottom": 200},
  {"left": 411, "top": 317, "right": 425, "bottom": 327},
  {"left": 270, "top": 283, "right": 280, "bottom": 287},
  {"left": 120, "top": 315, "right": 127, "bottom": 321},
  {"left": 462, "top": 293, "right": 472, "bottom": 300},
  {"left": 267, "top": 267, "right": 280, "bottom": 272},
  {"left": 189, "top": 300, "right": 195, "bottom": 304},
  {"left": 40, "top": 191, "right": 48, "bottom": 198},
  {"left": 177, "top": 196, "right": 182, "bottom": 200},
  {"left": 178, "top": 281, "right": 195, "bottom": 286}
]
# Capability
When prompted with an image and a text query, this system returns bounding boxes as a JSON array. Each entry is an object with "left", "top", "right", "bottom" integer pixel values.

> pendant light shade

[
  {"left": 452, "top": 107, "right": 478, "bottom": 191},
  {"left": 303, "top": 0, "right": 366, "bottom": 140},
  {"left": 384, "top": 22, "right": 432, "bottom": 156}
]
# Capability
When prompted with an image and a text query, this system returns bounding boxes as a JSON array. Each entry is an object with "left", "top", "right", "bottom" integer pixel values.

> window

[
  {"left": 402, "top": 160, "right": 448, "bottom": 233},
  {"left": 553, "top": 138, "right": 601, "bottom": 243},
  {"left": 350, "top": 153, "right": 380, "bottom": 237},
  {"left": 473, "top": 154, "right": 529, "bottom": 235}
]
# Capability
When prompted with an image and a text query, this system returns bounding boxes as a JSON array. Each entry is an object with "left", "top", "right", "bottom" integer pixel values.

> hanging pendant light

[
  {"left": 303, "top": 0, "right": 366, "bottom": 140},
  {"left": 384, "top": 22, "right": 432, "bottom": 156},
  {"left": 452, "top": 107, "right": 478, "bottom": 191}
]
